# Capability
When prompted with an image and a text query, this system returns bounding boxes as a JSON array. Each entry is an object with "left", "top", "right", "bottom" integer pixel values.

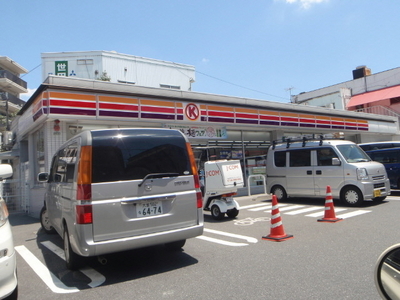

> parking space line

[
  {"left": 196, "top": 236, "right": 248, "bottom": 246},
  {"left": 41, "top": 241, "right": 106, "bottom": 288},
  {"left": 239, "top": 203, "right": 271, "bottom": 210},
  {"left": 249, "top": 204, "right": 288, "bottom": 211},
  {"left": 270, "top": 205, "right": 305, "bottom": 212},
  {"left": 204, "top": 228, "right": 258, "bottom": 243},
  {"left": 15, "top": 245, "right": 79, "bottom": 294},
  {"left": 336, "top": 210, "right": 371, "bottom": 219},
  {"left": 285, "top": 206, "right": 322, "bottom": 215},
  {"left": 306, "top": 208, "right": 347, "bottom": 217}
]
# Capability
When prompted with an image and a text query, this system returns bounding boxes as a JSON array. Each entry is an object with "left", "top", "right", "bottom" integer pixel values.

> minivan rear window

[{"left": 91, "top": 129, "right": 191, "bottom": 183}]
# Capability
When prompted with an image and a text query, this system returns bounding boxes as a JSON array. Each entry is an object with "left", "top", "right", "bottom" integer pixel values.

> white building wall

[
  {"left": 41, "top": 51, "right": 195, "bottom": 91},
  {"left": 292, "top": 67, "right": 400, "bottom": 106}
]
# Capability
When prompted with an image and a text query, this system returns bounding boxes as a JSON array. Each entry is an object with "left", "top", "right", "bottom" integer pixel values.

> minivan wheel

[
  {"left": 63, "top": 227, "right": 83, "bottom": 270},
  {"left": 40, "top": 206, "right": 56, "bottom": 234},
  {"left": 271, "top": 185, "right": 287, "bottom": 202},
  {"left": 341, "top": 186, "right": 363, "bottom": 206},
  {"left": 211, "top": 205, "right": 225, "bottom": 220}
]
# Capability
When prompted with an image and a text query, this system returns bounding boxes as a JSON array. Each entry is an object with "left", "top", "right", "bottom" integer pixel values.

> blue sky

[{"left": 2, "top": 0, "right": 400, "bottom": 102}]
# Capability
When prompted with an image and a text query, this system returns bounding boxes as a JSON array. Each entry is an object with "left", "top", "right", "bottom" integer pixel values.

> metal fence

[{"left": 2, "top": 179, "right": 28, "bottom": 213}]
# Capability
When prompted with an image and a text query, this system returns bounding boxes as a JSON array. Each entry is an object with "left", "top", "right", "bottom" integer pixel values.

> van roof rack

[{"left": 271, "top": 135, "right": 342, "bottom": 149}]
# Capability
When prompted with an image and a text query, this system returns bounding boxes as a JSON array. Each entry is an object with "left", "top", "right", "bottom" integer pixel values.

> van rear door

[{"left": 88, "top": 129, "right": 199, "bottom": 242}]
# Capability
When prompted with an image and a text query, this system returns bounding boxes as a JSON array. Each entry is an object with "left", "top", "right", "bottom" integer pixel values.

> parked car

[
  {"left": 359, "top": 141, "right": 400, "bottom": 151},
  {"left": 366, "top": 147, "right": 400, "bottom": 189},
  {"left": 266, "top": 138, "right": 390, "bottom": 206},
  {"left": 0, "top": 164, "right": 17, "bottom": 300},
  {"left": 38, "top": 128, "right": 204, "bottom": 270}
]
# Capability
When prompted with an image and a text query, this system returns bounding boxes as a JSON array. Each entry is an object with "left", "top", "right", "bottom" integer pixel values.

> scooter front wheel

[{"left": 211, "top": 205, "right": 225, "bottom": 220}]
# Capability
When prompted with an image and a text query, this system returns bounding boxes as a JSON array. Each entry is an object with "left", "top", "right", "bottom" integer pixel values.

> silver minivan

[
  {"left": 266, "top": 139, "right": 390, "bottom": 206},
  {"left": 38, "top": 128, "right": 203, "bottom": 270}
]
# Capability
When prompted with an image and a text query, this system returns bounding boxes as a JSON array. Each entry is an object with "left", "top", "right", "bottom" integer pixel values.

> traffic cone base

[
  {"left": 317, "top": 217, "right": 343, "bottom": 223},
  {"left": 262, "top": 233, "right": 294, "bottom": 242}
]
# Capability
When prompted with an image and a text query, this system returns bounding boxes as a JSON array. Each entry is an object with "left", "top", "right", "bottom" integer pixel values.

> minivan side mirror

[
  {"left": 332, "top": 158, "right": 341, "bottom": 166},
  {"left": 375, "top": 243, "right": 400, "bottom": 300},
  {"left": 37, "top": 172, "right": 49, "bottom": 182}
]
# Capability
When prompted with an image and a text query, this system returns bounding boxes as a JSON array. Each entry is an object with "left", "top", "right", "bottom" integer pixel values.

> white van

[
  {"left": 266, "top": 139, "right": 390, "bottom": 206},
  {"left": 38, "top": 128, "right": 203, "bottom": 270}
]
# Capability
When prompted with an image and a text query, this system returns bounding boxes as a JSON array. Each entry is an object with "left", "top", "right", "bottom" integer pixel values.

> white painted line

[
  {"left": 249, "top": 205, "right": 272, "bottom": 211},
  {"left": 285, "top": 206, "right": 322, "bottom": 215},
  {"left": 41, "top": 241, "right": 106, "bottom": 288},
  {"left": 272, "top": 205, "right": 305, "bottom": 212},
  {"left": 15, "top": 245, "right": 79, "bottom": 294},
  {"left": 204, "top": 228, "right": 258, "bottom": 243},
  {"left": 239, "top": 203, "right": 271, "bottom": 210},
  {"left": 249, "top": 204, "right": 288, "bottom": 211},
  {"left": 336, "top": 210, "right": 371, "bottom": 219},
  {"left": 196, "top": 235, "right": 248, "bottom": 247},
  {"left": 306, "top": 208, "right": 347, "bottom": 217}
]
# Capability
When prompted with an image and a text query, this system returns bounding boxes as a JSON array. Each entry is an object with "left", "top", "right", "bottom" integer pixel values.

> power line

[
  {"left": 196, "top": 70, "right": 289, "bottom": 101},
  {"left": 21, "top": 64, "right": 41, "bottom": 78}
]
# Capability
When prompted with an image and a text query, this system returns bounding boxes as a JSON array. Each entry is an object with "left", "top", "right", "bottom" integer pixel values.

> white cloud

[
  {"left": 20, "top": 88, "right": 36, "bottom": 101},
  {"left": 202, "top": 58, "right": 210, "bottom": 64},
  {"left": 283, "top": 0, "right": 328, "bottom": 9}
]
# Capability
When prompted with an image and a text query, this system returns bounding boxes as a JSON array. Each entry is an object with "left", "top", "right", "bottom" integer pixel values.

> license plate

[
  {"left": 136, "top": 201, "right": 163, "bottom": 217},
  {"left": 373, "top": 189, "right": 381, "bottom": 197}
]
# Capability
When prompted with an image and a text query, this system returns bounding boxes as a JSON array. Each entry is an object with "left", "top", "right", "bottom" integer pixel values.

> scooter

[{"left": 201, "top": 160, "right": 244, "bottom": 220}]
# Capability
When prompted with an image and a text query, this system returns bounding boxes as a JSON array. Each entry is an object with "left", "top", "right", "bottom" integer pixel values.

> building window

[
  {"left": 160, "top": 84, "right": 181, "bottom": 90},
  {"left": 390, "top": 97, "right": 400, "bottom": 105}
]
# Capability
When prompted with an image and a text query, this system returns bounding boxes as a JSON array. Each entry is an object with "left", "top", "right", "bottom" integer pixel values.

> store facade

[{"left": 10, "top": 76, "right": 399, "bottom": 217}]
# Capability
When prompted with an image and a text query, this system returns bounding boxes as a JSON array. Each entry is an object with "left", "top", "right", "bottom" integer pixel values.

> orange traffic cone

[
  {"left": 318, "top": 186, "right": 343, "bottom": 223},
  {"left": 262, "top": 195, "right": 294, "bottom": 242}
]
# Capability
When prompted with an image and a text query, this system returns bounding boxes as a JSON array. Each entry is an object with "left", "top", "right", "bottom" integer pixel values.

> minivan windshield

[{"left": 336, "top": 144, "right": 371, "bottom": 163}]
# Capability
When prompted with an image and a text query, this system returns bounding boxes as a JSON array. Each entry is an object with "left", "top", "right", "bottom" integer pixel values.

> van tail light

[
  {"left": 77, "top": 146, "right": 92, "bottom": 201},
  {"left": 186, "top": 142, "right": 203, "bottom": 208},
  {"left": 196, "top": 191, "right": 203, "bottom": 208},
  {"left": 76, "top": 205, "right": 93, "bottom": 224},
  {"left": 222, "top": 192, "right": 237, "bottom": 198}
]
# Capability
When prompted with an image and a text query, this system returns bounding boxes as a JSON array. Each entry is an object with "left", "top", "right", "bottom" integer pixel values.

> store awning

[{"left": 347, "top": 85, "right": 400, "bottom": 108}]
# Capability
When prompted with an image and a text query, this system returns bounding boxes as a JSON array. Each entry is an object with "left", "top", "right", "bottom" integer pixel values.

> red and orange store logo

[{"left": 185, "top": 103, "right": 200, "bottom": 121}]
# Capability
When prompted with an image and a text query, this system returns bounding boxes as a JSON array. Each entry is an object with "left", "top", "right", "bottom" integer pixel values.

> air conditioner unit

[{"left": 2, "top": 131, "right": 13, "bottom": 145}]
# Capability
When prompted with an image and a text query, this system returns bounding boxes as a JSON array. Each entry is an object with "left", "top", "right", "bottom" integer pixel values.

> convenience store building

[{"left": 8, "top": 75, "right": 399, "bottom": 217}]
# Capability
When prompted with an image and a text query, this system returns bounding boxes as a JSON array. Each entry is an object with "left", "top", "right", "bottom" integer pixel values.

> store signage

[
  {"left": 55, "top": 61, "right": 68, "bottom": 76},
  {"left": 164, "top": 124, "right": 227, "bottom": 139}
]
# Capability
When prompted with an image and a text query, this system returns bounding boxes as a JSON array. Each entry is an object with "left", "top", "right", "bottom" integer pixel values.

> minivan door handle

[
  {"left": 307, "top": 170, "right": 312, "bottom": 175},
  {"left": 316, "top": 170, "right": 322, "bottom": 175}
]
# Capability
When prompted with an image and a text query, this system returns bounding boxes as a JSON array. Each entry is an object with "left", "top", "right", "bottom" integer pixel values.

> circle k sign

[{"left": 185, "top": 103, "right": 200, "bottom": 121}]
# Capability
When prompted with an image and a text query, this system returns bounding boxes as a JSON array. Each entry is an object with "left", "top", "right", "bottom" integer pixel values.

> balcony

[{"left": 0, "top": 70, "right": 27, "bottom": 94}]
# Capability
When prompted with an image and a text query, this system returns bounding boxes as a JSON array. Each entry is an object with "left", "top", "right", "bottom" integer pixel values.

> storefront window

[{"left": 192, "top": 130, "right": 270, "bottom": 186}]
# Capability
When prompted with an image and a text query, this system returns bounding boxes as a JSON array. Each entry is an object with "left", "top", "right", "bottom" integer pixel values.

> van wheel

[
  {"left": 211, "top": 205, "right": 225, "bottom": 220},
  {"left": 271, "top": 186, "right": 287, "bottom": 202},
  {"left": 341, "top": 186, "right": 363, "bottom": 206},
  {"left": 165, "top": 240, "right": 186, "bottom": 251},
  {"left": 40, "top": 206, "right": 56, "bottom": 234},
  {"left": 226, "top": 208, "right": 239, "bottom": 218},
  {"left": 63, "top": 227, "right": 83, "bottom": 270}
]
